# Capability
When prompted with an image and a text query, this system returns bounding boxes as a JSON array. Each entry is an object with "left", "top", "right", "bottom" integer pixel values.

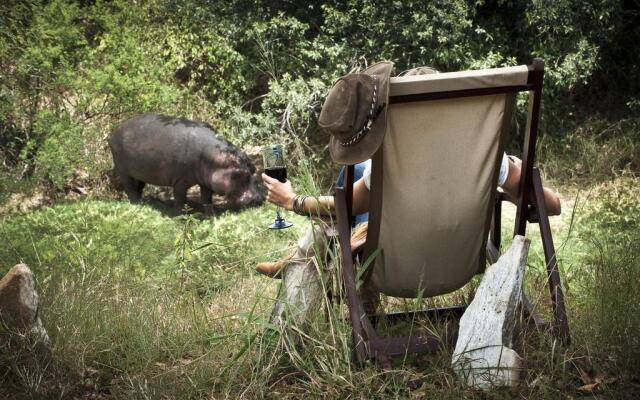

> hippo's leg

[
  {"left": 136, "top": 181, "right": 146, "bottom": 196},
  {"left": 173, "top": 185, "right": 188, "bottom": 213},
  {"left": 120, "top": 174, "right": 145, "bottom": 202},
  {"left": 200, "top": 185, "right": 213, "bottom": 215}
]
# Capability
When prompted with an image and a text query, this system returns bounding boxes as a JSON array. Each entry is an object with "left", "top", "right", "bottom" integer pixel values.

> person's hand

[{"left": 262, "top": 173, "right": 295, "bottom": 210}]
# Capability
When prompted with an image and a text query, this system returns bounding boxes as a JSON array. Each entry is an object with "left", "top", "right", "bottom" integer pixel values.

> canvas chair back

[{"left": 364, "top": 65, "right": 530, "bottom": 298}]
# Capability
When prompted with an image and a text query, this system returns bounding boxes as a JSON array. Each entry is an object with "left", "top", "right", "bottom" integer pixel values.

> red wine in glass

[
  {"left": 262, "top": 145, "right": 293, "bottom": 229},
  {"left": 265, "top": 166, "right": 287, "bottom": 183}
]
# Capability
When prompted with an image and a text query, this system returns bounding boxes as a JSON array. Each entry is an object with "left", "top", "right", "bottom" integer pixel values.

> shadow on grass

[{"left": 134, "top": 195, "right": 262, "bottom": 220}]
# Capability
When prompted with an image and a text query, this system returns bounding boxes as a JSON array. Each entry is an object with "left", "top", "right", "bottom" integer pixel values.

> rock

[
  {"left": 452, "top": 235, "right": 529, "bottom": 389},
  {"left": 269, "top": 224, "right": 333, "bottom": 328},
  {"left": 269, "top": 256, "right": 326, "bottom": 328},
  {"left": 0, "top": 264, "right": 50, "bottom": 346}
]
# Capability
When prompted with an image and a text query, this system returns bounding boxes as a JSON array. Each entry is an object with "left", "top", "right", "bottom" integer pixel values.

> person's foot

[
  {"left": 350, "top": 222, "right": 368, "bottom": 251},
  {"left": 256, "top": 251, "right": 295, "bottom": 278}
]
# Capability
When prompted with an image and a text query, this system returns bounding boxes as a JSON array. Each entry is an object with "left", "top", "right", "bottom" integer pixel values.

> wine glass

[{"left": 263, "top": 144, "right": 293, "bottom": 229}]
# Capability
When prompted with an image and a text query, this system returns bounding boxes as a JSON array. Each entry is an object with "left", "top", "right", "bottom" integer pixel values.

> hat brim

[{"left": 329, "top": 61, "right": 393, "bottom": 165}]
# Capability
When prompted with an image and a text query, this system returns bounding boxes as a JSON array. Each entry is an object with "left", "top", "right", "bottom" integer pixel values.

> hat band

[{"left": 340, "top": 76, "right": 379, "bottom": 147}]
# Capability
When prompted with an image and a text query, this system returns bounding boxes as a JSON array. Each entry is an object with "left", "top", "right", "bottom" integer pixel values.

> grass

[
  {"left": 0, "top": 200, "right": 308, "bottom": 398},
  {"left": 1, "top": 130, "right": 640, "bottom": 398},
  {"left": 538, "top": 117, "right": 640, "bottom": 187}
]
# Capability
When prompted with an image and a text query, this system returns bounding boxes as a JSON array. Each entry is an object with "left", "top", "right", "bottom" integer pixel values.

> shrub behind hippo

[{"left": 108, "top": 114, "right": 264, "bottom": 213}]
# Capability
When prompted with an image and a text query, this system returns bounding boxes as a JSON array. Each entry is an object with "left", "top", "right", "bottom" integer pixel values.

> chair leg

[
  {"left": 531, "top": 168, "right": 570, "bottom": 344},
  {"left": 336, "top": 188, "right": 516, "bottom": 366},
  {"left": 486, "top": 195, "right": 503, "bottom": 265},
  {"left": 491, "top": 192, "right": 503, "bottom": 251},
  {"left": 335, "top": 188, "right": 371, "bottom": 363}
]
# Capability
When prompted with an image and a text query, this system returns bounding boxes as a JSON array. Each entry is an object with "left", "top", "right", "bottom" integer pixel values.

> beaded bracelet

[
  {"left": 292, "top": 195, "right": 308, "bottom": 216},
  {"left": 292, "top": 195, "right": 301, "bottom": 215},
  {"left": 298, "top": 195, "right": 308, "bottom": 215}
]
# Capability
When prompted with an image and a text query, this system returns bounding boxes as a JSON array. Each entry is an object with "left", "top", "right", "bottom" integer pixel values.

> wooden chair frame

[{"left": 334, "top": 59, "right": 570, "bottom": 368}]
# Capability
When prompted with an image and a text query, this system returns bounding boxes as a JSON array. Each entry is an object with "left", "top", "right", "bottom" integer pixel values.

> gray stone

[
  {"left": 452, "top": 235, "right": 529, "bottom": 389},
  {"left": 0, "top": 264, "right": 50, "bottom": 345},
  {"left": 269, "top": 255, "right": 327, "bottom": 327},
  {"left": 269, "top": 224, "right": 332, "bottom": 327}
]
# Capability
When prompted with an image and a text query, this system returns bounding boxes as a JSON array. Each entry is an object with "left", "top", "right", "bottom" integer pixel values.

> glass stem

[{"left": 275, "top": 206, "right": 283, "bottom": 221}]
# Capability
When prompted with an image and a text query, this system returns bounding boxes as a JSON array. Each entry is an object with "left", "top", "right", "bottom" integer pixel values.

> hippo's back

[{"left": 109, "top": 114, "right": 216, "bottom": 186}]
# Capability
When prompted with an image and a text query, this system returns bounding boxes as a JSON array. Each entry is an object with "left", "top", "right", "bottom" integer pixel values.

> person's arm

[
  {"left": 261, "top": 173, "right": 370, "bottom": 216},
  {"left": 500, "top": 157, "right": 561, "bottom": 216},
  {"left": 351, "top": 177, "right": 370, "bottom": 216}
]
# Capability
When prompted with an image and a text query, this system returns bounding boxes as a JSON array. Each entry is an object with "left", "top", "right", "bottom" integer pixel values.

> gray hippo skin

[{"left": 108, "top": 113, "right": 264, "bottom": 213}]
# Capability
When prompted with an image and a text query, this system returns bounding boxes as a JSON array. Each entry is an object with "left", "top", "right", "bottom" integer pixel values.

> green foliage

[
  {"left": 30, "top": 110, "right": 85, "bottom": 189},
  {"left": 0, "top": 0, "right": 85, "bottom": 166},
  {"left": 244, "top": 14, "right": 313, "bottom": 79},
  {"left": 474, "top": 0, "right": 618, "bottom": 92},
  {"left": 260, "top": 74, "right": 328, "bottom": 141},
  {"left": 322, "top": 0, "right": 479, "bottom": 70},
  {"left": 214, "top": 73, "right": 329, "bottom": 163},
  {"left": 1, "top": 0, "right": 638, "bottom": 190},
  {"left": 163, "top": 28, "right": 246, "bottom": 102}
]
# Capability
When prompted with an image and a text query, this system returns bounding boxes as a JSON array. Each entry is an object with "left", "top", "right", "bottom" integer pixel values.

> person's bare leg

[
  {"left": 256, "top": 222, "right": 331, "bottom": 278},
  {"left": 501, "top": 156, "right": 561, "bottom": 216},
  {"left": 258, "top": 221, "right": 370, "bottom": 278}
]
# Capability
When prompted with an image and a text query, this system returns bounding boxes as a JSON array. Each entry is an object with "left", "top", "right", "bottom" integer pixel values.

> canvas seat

[{"left": 334, "top": 59, "right": 569, "bottom": 367}]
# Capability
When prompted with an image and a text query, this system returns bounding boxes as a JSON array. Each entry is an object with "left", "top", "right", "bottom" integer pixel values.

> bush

[
  {"left": 31, "top": 110, "right": 86, "bottom": 189},
  {"left": 1, "top": 0, "right": 638, "bottom": 194}
]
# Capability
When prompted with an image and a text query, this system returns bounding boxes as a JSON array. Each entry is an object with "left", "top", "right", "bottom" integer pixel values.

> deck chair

[{"left": 334, "top": 59, "right": 569, "bottom": 368}]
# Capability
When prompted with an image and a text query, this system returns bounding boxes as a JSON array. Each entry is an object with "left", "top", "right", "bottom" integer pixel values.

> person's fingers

[
  {"left": 261, "top": 173, "right": 276, "bottom": 184},
  {"left": 266, "top": 194, "right": 282, "bottom": 207}
]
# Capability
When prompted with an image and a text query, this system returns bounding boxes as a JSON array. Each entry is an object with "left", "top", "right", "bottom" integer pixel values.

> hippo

[{"left": 108, "top": 113, "right": 264, "bottom": 213}]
